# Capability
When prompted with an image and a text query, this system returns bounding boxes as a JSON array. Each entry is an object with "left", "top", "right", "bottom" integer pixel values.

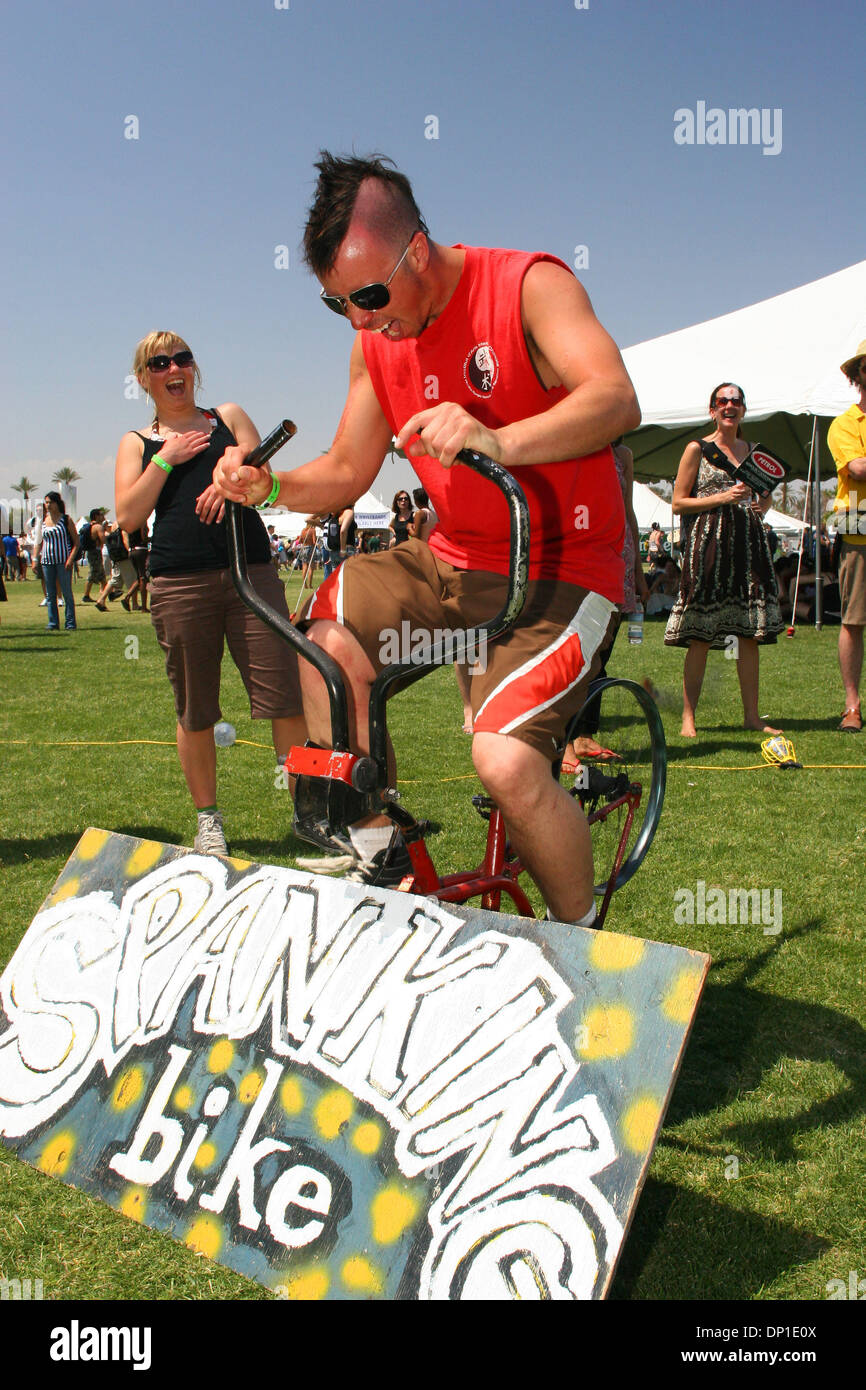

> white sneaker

[
  {"left": 39, "top": 598, "right": 48, "bottom": 606},
  {"left": 59, "top": 599, "right": 64, "bottom": 607},
  {"left": 193, "top": 811, "right": 228, "bottom": 856}
]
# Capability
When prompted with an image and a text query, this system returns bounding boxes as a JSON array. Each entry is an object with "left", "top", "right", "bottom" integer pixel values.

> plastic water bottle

[
  {"left": 627, "top": 609, "right": 644, "bottom": 645},
  {"left": 214, "top": 721, "right": 236, "bottom": 747}
]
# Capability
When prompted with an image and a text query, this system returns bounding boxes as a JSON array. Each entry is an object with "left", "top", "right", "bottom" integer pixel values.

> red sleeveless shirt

[{"left": 361, "top": 245, "right": 625, "bottom": 603}]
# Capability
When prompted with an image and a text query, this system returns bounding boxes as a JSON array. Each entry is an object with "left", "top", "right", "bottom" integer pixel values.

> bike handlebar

[
  {"left": 366, "top": 449, "right": 529, "bottom": 774},
  {"left": 225, "top": 433, "right": 530, "bottom": 764}
]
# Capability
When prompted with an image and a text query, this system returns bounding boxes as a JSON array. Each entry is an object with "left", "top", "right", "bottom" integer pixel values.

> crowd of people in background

[
  {"left": 0, "top": 467, "right": 851, "bottom": 653},
  {"left": 4, "top": 345, "right": 863, "bottom": 765}
]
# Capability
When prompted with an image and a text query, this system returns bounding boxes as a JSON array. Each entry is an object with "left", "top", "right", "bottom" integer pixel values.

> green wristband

[
  {"left": 152, "top": 454, "right": 173, "bottom": 474},
  {"left": 256, "top": 475, "right": 280, "bottom": 510}
]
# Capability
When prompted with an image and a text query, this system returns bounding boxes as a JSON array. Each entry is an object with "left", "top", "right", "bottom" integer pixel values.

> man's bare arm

[{"left": 396, "top": 261, "right": 640, "bottom": 468}]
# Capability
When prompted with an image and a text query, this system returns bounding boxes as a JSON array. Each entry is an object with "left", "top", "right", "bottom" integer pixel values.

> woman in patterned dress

[{"left": 665, "top": 383, "right": 783, "bottom": 737}]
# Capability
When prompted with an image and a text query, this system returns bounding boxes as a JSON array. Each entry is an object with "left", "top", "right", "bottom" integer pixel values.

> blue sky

[{"left": 2, "top": 0, "right": 860, "bottom": 515}]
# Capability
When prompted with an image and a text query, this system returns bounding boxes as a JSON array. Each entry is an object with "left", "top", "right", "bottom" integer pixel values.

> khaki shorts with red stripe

[{"left": 299, "top": 538, "right": 614, "bottom": 759}]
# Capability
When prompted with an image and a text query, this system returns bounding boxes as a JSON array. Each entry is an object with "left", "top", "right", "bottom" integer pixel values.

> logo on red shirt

[{"left": 463, "top": 343, "right": 499, "bottom": 397}]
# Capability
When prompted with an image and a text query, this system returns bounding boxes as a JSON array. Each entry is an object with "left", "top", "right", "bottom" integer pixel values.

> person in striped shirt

[{"left": 34, "top": 492, "right": 77, "bottom": 631}]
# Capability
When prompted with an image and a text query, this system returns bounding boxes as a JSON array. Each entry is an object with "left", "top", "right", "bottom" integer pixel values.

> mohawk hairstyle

[{"left": 302, "top": 151, "right": 428, "bottom": 278}]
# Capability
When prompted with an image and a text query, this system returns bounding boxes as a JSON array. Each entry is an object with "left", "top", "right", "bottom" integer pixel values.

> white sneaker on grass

[{"left": 194, "top": 811, "right": 228, "bottom": 856}]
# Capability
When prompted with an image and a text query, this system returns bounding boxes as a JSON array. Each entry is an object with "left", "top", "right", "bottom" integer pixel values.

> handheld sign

[{"left": 701, "top": 440, "right": 789, "bottom": 497}]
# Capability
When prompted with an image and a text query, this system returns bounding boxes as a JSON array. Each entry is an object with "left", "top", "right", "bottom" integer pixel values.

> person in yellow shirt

[{"left": 827, "top": 339, "right": 866, "bottom": 732}]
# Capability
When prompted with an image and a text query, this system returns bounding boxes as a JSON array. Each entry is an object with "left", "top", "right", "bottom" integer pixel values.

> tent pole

[
  {"left": 789, "top": 425, "right": 815, "bottom": 630},
  {"left": 812, "top": 418, "right": 822, "bottom": 630}
]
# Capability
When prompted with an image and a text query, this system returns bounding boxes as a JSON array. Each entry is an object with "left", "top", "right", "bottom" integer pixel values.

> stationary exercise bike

[{"left": 226, "top": 424, "right": 666, "bottom": 927}]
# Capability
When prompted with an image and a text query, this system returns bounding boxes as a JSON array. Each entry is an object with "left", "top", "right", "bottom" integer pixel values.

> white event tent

[
  {"left": 258, "top": 489, "right": 391, "bottom": 539},
  {"left": 622, "top": 259, "right": 866, "bottom": 485},
  {"left": 353, "top": 491, "right": 391, "bottom": 530},
  {"left": 632, "top": 481, "right": 673, "bottom": 530}
]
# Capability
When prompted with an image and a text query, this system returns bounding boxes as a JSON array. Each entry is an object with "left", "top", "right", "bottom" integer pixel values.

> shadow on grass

[
  {"left": 663, "top": 718, "right": 847, "bottom": 761},
  {"left": 665, "top": 920, "right": 866, "bottom": 1158},
  {"left": 112, "top": 824, "right": 182, "bottom": 846},
  {"left": 610, "top": 1179, "right": 828, "bottom": 1300},
  {"left": 0, "top": 643, "right": 77, "bottom": 654},
  {"left": 0, "top": 832, "right": 83, "bottom": 866},
  {"left": 0, "top": 826, "right": 182, "bottom": 867},
  {"left": 615, "top": 921, "right": 864, "bottom": 1296}
]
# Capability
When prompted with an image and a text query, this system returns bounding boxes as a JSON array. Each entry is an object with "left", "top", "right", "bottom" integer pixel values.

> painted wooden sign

[{"left": 0, "top": 829, "right": 709, "bottom": 1300}]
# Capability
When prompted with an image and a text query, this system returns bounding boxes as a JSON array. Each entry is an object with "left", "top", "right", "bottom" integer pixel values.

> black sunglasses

[
  {"left": 320, "top": 237, "right": 417, "bottom": 317},
  {"left": 714, "top": 395, "right": 744, "bottom": 407},
  {"left": 147, "top": 350, "right": 194, "bottom": 372}
]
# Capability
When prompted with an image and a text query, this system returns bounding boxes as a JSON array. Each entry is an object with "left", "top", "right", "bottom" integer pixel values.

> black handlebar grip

[{"left": 246, "top": 419, "right": 297, "bottom": 473}]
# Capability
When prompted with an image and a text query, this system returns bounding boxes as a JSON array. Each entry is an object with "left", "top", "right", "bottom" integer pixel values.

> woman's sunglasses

[
  {"left": 320, "top": 238, "right": 416, "bottom": 317},
  {"left": 147, "top": 350, "right": 194, "bottom": 372}
]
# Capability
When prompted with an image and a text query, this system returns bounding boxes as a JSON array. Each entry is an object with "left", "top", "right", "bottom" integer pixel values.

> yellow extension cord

[{"left": 2, "top": 739, "right": 864, "bottom": 776}]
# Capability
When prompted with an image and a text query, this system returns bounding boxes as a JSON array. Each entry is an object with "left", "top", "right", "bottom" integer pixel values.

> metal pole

[
  {"left": 813, "top": 418, "right": 822, "bottom": 630},
  {"left": 789, "top": 422, "right": 815, "bottom": 630}
]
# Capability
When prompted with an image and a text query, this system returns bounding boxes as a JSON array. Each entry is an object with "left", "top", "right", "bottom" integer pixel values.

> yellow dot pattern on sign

[
  {"left": 341, "top": 1256, "right": 384, "bottom": 1296},
  {"left": 279, "top": 1268, "right": 330, "bottom": 1301},
  {"left": 280, "top": 1076, "right": 304, "bottom": 1116},
  {"left": 120, "top": 1187, "right": 147, "bottom": 1223},
  {"left": 314, "top": 1088, "right": 354, "bottom": 1140},
  {"left": 76, "top": 828, "right": 111, "bottom": 860},
  {"left": 50, "top": 876, "right": 81, "bottom": 904},
  {"left": 578, "top": 1004, "right": 635, "bottom": 1060},
  {"left": 185, "top": 1216, "right": 222, "bottom": 1260},
  {"left": 238, "top": 1071, "right": 263, "bottom": 1105},
  {"left": 352, "top": 1121, "right": 382, "bottom": 1156},
  {"left": 111, "top": 1067, "right": 145, "bottom": 1111},
  {"left": 621, "top": 1096, "right": 663, "bottom": 1154},
  {"left": 589, "top": 932, "right": 645, "bottom": 972},
  {"left": 38, "top": 1131, "right": 76, "bottom": 1177},
  {"left": 125, "top": 839, "right": 164, "bottom": 877},
  {"left": 371, "top": 1185, "right": 419, "bottom": 1245},
  {"left": 174, "top": 1085, "right": 194, "bottom": 1111},
  {"left": 208, "top": 1039, "right": 234, "bottom": 1073},
  {"left": 663, "top": 968, "right": 704, "bottom": 1025},
  {"left": 194, "top": 1141, "right": 217, "bottom": 1171}
]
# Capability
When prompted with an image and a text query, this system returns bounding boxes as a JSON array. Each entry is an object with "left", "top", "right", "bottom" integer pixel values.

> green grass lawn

[{"left": 0, "top": 573, "right": 864, "bottom": 1301}]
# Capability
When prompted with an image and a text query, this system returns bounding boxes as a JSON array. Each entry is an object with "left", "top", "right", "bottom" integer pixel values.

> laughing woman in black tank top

[{"left": 114, "top": 331, "right": 305, "bottom": 856}]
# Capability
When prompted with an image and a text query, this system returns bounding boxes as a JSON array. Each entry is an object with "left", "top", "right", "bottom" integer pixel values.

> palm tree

[
  {"left": 52, "top": 467, "right": 82, "bottom": 487},
  {"left": 52, "top": 466, "right": 82, "bottom": 512},
  {"left": 12, "top": 476, "right": 39, "bottom": 531}
]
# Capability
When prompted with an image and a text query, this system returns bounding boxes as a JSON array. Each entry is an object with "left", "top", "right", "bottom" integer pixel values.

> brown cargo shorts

[
  {"left": 150, "top": 565, "right": 303, "bottom": 731},
  {"left": 299, "top": 539, "right": 614, "bottom": 759}
]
